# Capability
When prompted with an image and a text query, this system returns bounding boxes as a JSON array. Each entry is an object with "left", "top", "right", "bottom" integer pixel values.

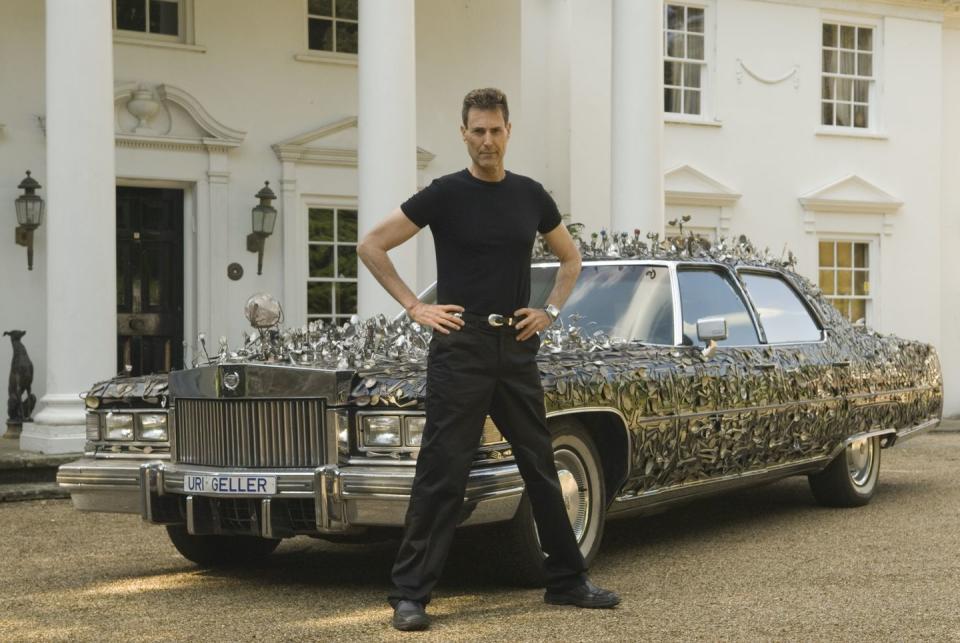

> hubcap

[
  {"left": 553, "top": 447, "right": 590, "bottom": 543},
  {"left": 846, "top": 437, "right": 875, "bottom": 487}
]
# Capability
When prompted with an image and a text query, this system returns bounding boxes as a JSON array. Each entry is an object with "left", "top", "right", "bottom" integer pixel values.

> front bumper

[{"left": 57, "top": 457, "right": 161, "bottom": 514}]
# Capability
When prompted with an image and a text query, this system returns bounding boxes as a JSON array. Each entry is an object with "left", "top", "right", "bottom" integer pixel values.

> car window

[
  {"left": 739, "top": 272, "right": 822, "bottom": 343},
  {"left": 677, "top": 267, "right": 759, "bottom": 346}
]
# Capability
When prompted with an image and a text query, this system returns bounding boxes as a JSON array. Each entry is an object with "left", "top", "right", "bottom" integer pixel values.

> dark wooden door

[{"left": 116, "top": 187, "right": 184, "bottom": 375}]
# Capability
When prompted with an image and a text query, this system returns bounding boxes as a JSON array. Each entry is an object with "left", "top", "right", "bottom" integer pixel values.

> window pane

[
  {"left": 821, "top": 102, "right": 834, "bottom": 126},
  {"left": 308, "top": 0, "right": 332, "bottom": 16},
  {"left": 829, "top": 298, "right": 848, "bottom": 319},
  {"left": 858, "top": 28, "right": 873, "bottom": 52},
  {"left": 335, "top": 282, "right": 358, "bottom": 315},
  {"left": 687, "top": 34, "right": 704, "bottom": 60},
  {"left": 840, "top": 51, "right": 855, "bottom": 75},
  {"left": 667, "top": 4, "right": 684, "bottom": 30},
  {"left": 684, "top": 90, "right": 701, "bottom": 115},
  {"left": 308, "top": 18, "right": 334, "bottom": 51},
  {"left": 149, "top": 0, "right": 179, "bottom": 36},
  {"left": 741, "top": 273, "right": 821, "bottom": 343},
  {"left": 338, "top": 209, "right": 358, "bottom": 242},
  {"left": 117, "top": 0, "right": 147, "bottom": 31},
  {"left": 336, "top": 21, "right": 358, "bottom": 54},
  {"left": 837, "top": 78, "right": 853, "bottom": 101},
  {"left": 667, "top": 32, "right": 684, "bottom": 57},
  {"left": 307, "top": 283, "right": 332, "bottom": 315},
  {"left": 664, "top": 61, "right": 682, "bottom": 87},
  {"left": 683, "top": 63, "right": 701, "bottom": 88},
  {"left": 309, "top": 208, "right": 334, "bottom": 241},
  {"left": 337, "top": 246, "right": 357, "bottom": 278},
  {"left": 837, "top": 242, "right": 852, "bottom": 268},
  {"left": 677, "top": 269, "right": 759, "bottom": 346},
  {"left": 854, "top": 271, "right": 869, "bottom": 296},
  {"left": 836, "top": 102, "right": 852, "bottom": 127},
  {"left": 854, "top": 104, "right": 869, "bottom": 128},
  {"left": 336, "top": 0, "right": 358, "bottom": 20},
  {"left": 854, "top": 79, "right": 869, "bottom": 103},
  {"left": 822, "top": 77, "right": 834, "bottom": 100},
  {"left": 309, "top": 245, "right": 334, "bottom": 278},
  {"left": 837, "top": 270, "right": 852, "bottom": 295},
  {"left": 857, "top": 54, "right": 872, "bottom": 77},
  {"left": 687, "top": 7, "right": 704, "bottom": 33},
  {"left": 850, "top": 299, "right": 866, "bottom": 323},
  {"left": 664, "top": 88, "right": 682, "bottom": 113},
  {"left": 841, "top": 25, "right": 855, "bottom": 49},
  {"left": 818, "top": 241, "right": 834, "bottom": 266},
  {"left": 822, "top": 49, "right": 837, "bottom": 73},
  {"left": 854, "top": 243, "right": 868, "bottom": 268},
  {"left": 819, "top": 270, "right": 835, "bottom": 295},
  {"left": 823, "top": 24, "right": 837, "bottom": 47}
]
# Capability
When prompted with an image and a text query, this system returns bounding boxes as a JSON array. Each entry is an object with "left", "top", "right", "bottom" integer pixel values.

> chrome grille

[{"left": 174, "top": 399, "right": 324, "bottom": 467}]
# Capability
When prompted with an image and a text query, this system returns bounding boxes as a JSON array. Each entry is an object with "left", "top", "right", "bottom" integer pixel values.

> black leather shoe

[
  {"left": 392, "top": 600, "right": 430, "bottom": 631},
  {"left": 544, "top": 579, "right": 621, "bottom": 608}
]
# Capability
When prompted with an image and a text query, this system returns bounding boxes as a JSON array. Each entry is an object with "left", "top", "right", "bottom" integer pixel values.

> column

[
  {"left": 23, "top": 0, "right": 116, "bottom": 453},
  {"left": 610, "top": 0, "right": 664, "bottom": 235},
  {"left": 357, "top": 0, "right": 418, "bottom": 317}
]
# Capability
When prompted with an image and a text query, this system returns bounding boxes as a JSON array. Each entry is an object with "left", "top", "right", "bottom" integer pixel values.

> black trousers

[{"left": 389, "top": 322, "right": 586, "bottom": 605}]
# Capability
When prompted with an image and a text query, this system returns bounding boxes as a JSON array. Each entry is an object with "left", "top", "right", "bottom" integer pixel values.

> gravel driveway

[{"left": 2, "top": 432, "right": 959, "bottom": 642}]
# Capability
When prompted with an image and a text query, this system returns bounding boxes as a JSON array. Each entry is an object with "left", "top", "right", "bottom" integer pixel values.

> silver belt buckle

[{"left": 487, "top": 314, "right": 504, "bottom": 327}]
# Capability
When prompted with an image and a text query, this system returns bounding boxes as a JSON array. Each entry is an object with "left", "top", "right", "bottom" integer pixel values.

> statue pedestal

[{"left": 3, "top": 422, "right": 22, "bottom": 439}]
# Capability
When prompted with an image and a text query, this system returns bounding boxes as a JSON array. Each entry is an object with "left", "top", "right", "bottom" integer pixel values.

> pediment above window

[
  {"left": 798, "top": 174, "right": 902, "bottom": 215},
  {"left": 113, "top": 82, "right": 245, "bottom": 152},
  {"left": 272, "top": 116, "right": 435, "bottom": 169},
  {"left": 664, "top": 164, "right": 741, "bottom": 207}
]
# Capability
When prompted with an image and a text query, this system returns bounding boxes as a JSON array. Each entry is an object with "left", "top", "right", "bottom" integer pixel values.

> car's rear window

[{"left": 739, "top": 271, "right": 822, "bottom": 343}]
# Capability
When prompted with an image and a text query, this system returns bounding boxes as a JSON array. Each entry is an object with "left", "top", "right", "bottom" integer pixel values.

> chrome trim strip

[
  {"left": 186, "top": 495, "right": 196, "bottom": 534},
  {"left": 260, "top": 499, "right": 273, "bottom": 539},
  {"left": 895, "top": 417, "right": 940, "bottom": 443},
  {"left": 844, "top": 427, "right": 897, "bottom": 445},
  {"left": 546, "top": 406, "right": 633, "bottom": 485}
]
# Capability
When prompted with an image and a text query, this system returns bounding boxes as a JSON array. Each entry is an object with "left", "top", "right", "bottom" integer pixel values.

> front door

[{"left": 116, "top": 186, "right": 184, "bottom": 375}]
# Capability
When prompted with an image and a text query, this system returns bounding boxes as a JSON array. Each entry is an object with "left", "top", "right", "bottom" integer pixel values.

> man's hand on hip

[
  {"left": 407, "top": 302, "right": 465, "bottom": 334},
  {"left": 513, "top": 308, "right": 551, "bottom": 341}
]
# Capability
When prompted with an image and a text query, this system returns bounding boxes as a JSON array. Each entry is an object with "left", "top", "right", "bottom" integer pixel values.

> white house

[{"left": 1, "top": 0, "right": 957, "bottom": 453}]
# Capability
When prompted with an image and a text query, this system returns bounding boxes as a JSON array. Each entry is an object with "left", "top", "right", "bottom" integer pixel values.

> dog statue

[{"left": 4, "top": 330, "right": 36, "bottom": 426}]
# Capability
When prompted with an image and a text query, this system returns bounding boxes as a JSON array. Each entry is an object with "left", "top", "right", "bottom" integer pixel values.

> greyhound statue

[{"left": 4, "top": 330, "right": 36, "bottom": 429}]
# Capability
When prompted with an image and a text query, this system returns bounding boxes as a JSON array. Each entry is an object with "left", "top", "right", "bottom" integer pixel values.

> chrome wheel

[
  {"left": 554, "top": 447, "right": 591, "bottom": 543},
  {"left": 846, "top": 437, "right": 875, "bottom": 487}
]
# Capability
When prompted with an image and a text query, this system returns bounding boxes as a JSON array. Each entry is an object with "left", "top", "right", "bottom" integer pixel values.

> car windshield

[{"left": 417, "top": 263, "right": 675, "bottom": 344}]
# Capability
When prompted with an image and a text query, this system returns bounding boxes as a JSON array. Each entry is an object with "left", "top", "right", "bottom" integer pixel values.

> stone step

[
  {"left": 0, "top": 446, "right": 80, "bottom": 485},
  {"left": 0, "top": 482, "right": 69, "bottom": 503}
]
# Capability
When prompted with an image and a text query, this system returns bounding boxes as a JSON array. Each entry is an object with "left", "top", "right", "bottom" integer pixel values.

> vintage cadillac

[{"left": 58, "top": 232, "right": 943, "bottom": 581}]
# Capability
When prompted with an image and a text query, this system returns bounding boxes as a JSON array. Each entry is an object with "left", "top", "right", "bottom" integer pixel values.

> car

[{"left": 58, "top": 231, "right": 943, "bottom": 581}]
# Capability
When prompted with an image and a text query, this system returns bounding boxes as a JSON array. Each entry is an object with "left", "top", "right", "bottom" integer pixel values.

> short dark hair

[{"left": 461, "top": 88, "right": 509, "bottom": 126}]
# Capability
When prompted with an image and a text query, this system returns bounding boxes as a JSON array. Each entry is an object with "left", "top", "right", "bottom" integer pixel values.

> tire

[
  {"left": 808, "top": 435, "right": 881, "bottom": 507},
  {"left": 165, "top": 525, "right": 281, "bottom": 567},
  {"left": 496, "top": 418, "right": 606, "bottom": 586}
]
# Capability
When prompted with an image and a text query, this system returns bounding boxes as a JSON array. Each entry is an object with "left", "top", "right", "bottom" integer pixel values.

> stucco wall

[{"left": 942, "top": 23, "right": 960, "bottom": 416}]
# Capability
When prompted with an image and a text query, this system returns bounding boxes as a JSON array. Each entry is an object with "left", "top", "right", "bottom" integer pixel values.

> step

[
  {"left": 0, "top": 482, "right": 70, "bottom": 503},
  {"left": 0, "top": 447, "right": 81, "bottom": 485}
]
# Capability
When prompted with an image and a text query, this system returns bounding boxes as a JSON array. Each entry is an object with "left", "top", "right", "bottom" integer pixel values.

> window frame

[
  {"left": 663, "top": 0, "right": 718, "bottom": 126},
  {"left": 305, "top": 0, "right": 359, "bottom": 56},
  {"left": 112, "top": 0, "right": 202, "bottom": 50},
  {"left": 816, "top": 236, "right": 877, "bottom": 326},
  {"left": 306, "top": 204, "right": 359, "bottom": 326},
  {"left": 818, "top": 12, "right": 883, "bottom": 137},
  {"left": 736, "top": 267, "right": 826, "bottom": 346},
  {"left": 674, "top": 263, "right": 764, "bottom": 347}
]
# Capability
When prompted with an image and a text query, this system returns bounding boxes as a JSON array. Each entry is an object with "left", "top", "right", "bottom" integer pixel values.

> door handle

[
  {"left": 129, "top": 318, "right": 145, "bottom": 331},
  {"left": 757, "top": 363, "right": 776, "bottom": 370},
  {"left": 832, "top": 361, "right": 851, "bottom": 368}
]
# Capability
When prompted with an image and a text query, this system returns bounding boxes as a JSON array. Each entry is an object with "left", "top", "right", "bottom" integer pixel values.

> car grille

[{"left": 173, "top": 399, "right": 325, "bottom": 468}]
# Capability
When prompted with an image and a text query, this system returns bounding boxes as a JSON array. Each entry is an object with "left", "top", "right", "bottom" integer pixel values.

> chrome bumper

[
  {"left": 138, "top": 461, "right": 524, "bottom": 537},
  {"left": 57, "top": 457, "right": 162, "bottom": 514}
]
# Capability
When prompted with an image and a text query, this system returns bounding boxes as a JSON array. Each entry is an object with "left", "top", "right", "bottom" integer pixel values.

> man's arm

[
  {"left": 357, "top": 208, "right": 465, "bottom": 334},
  {"left": 514, "top": 224, "right": 582, "bottom": 341}
]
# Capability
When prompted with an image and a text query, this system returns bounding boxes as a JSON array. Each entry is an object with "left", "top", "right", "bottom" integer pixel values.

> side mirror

[{"left": 696, "top": 317, "right": 727, "bottom": 358}]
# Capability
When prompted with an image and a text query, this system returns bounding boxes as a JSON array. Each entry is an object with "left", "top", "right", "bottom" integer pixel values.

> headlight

[
  {"left": 335, "top": 410, "right": 351, "bottom": 452},
  {"left": 84, "top": 396, "right": 100, "bottom": 409},
  {"left": 481, "top": 416, "right": 506, "bottom": 446},
  {"left": 362, "top": 416, "right": 402, "bottom": 447},
  {"left": 138, "top": 413, "right": 168, "bottom": 441},
  {"left": 85, "top": 412, "right": 100, "bottom": 441},
  {"left": 104, "top": 412, "right": 134, "bottom": 440},
  {"left": 405, "top": 416, "right": 426, "bottom": 447}
]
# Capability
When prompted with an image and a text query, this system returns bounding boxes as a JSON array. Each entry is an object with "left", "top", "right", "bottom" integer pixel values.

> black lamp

[
  {"left": 15, "top": 171, "right": 44, "bottom": 270},
  {"left": 246, "top": 181, "right": 278, "bottom": 275}
]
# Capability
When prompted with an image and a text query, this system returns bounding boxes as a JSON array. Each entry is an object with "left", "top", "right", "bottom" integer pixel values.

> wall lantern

[
  {"left": 246, "top": 181, "right": 278, "bottom": 275},
  {"left": 15, "top": 171, "right": 44, "bottom": 271}
]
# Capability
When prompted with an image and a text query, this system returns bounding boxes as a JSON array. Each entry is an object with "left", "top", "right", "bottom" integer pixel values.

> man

[{"left": 358, "top": 88, "right": 619, "bottom": 632}]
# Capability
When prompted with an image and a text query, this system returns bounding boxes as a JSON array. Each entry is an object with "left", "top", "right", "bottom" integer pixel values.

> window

[
  {"left": 307, "top": 207, "right": 358, "bottom": 325},
  {"left": 664, "top": 3, "right": 706, "bottom": 116},
  {"left": 818, "top": 240, "right": 871, "bottom": 323},
  {"left": 308, "top": 0, "right": 358, "bottom": 55},
  {"left": 739, "top": 272, "right": 822, "bottom": 343},
  {"left": 677, "top": 268, "right": 759, "bottom": 346},
  {"left": 821, "top": 22, "right": 874, "bottom": 129},
  {"left": 115, "top": 0, "right": 181, "bottom": 38}
]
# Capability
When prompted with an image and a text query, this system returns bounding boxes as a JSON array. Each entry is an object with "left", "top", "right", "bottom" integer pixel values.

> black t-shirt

[{"left": 401, "top": 169, "right": 562, "bottom": 315}]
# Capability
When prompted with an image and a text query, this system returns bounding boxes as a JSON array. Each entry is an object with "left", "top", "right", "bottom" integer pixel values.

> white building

[{"left": 1, "top": 0, "right": 957, "bottom": 453}]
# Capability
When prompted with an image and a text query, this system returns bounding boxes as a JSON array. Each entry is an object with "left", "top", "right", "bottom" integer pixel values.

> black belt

[{"left": 458, "top": 312, "right": 527, "bottom": 328}]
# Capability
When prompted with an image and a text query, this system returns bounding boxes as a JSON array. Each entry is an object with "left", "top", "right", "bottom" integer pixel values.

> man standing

[{"left": 358, "top": 88, "right": 619, "bottom": 632}]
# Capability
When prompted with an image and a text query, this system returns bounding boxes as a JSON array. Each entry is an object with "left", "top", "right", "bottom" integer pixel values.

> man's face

[{"left": 461, "top": 107, "right": 511, "bottom": 172}]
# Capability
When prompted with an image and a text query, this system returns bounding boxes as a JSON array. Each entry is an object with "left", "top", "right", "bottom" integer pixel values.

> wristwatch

[{"left": 544, "top": 304, "right": 560, "bottom": 324}]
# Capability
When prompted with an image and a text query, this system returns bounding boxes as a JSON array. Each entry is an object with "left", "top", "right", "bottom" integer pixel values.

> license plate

[{"left": 183, "top": 474, "right": 276, "bottom": 495}]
